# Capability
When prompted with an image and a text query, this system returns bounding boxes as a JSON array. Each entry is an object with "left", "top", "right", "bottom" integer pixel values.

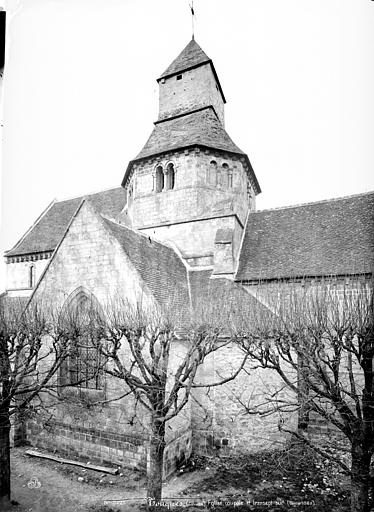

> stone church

[{"left": 3, "top": 39, "right": 374, "bottom": 473}]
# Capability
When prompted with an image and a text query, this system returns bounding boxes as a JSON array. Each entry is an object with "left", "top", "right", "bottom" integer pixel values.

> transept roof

[
  {"left": 6, "top": 188, "right": 127, "bottom": 257},
  {"left": 236, "top": 191, "right": 374, "bottom": 281}
]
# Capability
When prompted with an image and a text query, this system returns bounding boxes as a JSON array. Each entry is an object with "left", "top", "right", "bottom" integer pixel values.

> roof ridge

[
  {"left": 56, "top": 185, "right": 122, "bottom": 203},
  {"left": 102, "top": 216, "right": 179, "bottom": 254},
  {"left": 255, "top": 190, "right": 374, "bottom": 214}
]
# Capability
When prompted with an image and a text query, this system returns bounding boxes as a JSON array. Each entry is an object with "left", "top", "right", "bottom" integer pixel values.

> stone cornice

[{"left": 6, "top": 252, "right": 53, "bottom": 264}]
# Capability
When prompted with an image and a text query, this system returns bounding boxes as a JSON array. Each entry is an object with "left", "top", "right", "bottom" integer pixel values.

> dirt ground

[
  {"left": 4, "top": 445, "right": 351, "bottom": 512},
  {"left": 5, "top": 447, "right": 201, "bottom": 512}
]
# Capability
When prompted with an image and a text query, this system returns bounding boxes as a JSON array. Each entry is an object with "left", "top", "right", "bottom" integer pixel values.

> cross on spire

[{"left": 189, "top": 1, "right": 195, "bottom": 39}]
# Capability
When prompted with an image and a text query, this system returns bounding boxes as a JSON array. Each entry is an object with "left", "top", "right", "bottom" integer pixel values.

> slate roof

[
  {"left": 236, "top": 192, "right": 374, "bottom": 281},
  {"left": 6, "top": 188, "right": 127, "bottom": 257},
  {"left": 134, "top": 108, "right": 244, "bottom": 161},
  {"left": 103, "top": 218, "right": 189, "bottom": 313},
  {"left": 160, "top": 39, "right": 210, "bottom": 79},
  {"left": 122, "top": 107, "right": 261, "bottom": 190},
  {"left": 158, "top": 39, "right": 226, "bottom": 103},
  {"left": 189, "top": 269, "right": 270, "bottom": 324}
]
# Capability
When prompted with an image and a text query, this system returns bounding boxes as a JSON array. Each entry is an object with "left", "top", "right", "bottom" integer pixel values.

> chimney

[{"left": 213, "top": 228, "right": 234, "bottom": 275}]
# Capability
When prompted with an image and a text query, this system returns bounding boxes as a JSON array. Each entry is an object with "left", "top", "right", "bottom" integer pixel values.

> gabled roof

[
  {"left": 6, "top": 187, "right": 127, "bottom": 257},
  {"left": 160, "top": 38, "right": 210, "bottom": 79},
  {"left": 102, "top": 218, "right": 189, "bottom": 313},
  {"left": 236, "top": 191, "right": 374, "bottom": 282}
]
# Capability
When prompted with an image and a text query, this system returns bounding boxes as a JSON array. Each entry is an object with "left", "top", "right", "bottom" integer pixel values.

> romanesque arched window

[
  {"left": 166, "top": 163, "right": 175, "bottom": 190},
  {"left": 216, "top": 167, "right": 222, "bottom": 187},
  {"left": 228, "top": 170, "right": 233, "bottom": 188},
  {"left": 60, "top": 289, "right": 103, "bottom": 390},
  {"left": 209, "top": 160, "right": 217, "bottom": 186},
  {"left": 29, "top": 265, "right": 35, "bottom": 288},
  {"left": 222, "top": 163, "right": 229, "bottom": 187},
  {"left": 155, "top": 166, "right": 164, "bottom": 192}
]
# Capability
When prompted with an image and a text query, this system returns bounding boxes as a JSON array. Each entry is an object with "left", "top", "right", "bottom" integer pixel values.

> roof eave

[
  {"left": 122, "top": 144, "right": 261, "bottom": 195},
  {"left": 235, "top": 271, "right": 374, "bottom": 284}
]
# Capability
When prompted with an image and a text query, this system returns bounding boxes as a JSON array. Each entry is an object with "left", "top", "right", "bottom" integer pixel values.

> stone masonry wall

[
  {"left": 26, "top": 417, "right": 147, "bottom": 469},
  {"left": 158, "top": 64, "right": 225, "bottom": 126},
  {"left": 191, "top": 343, "right": 296, "bottom": 455},
  {"left": 30, "top": 201, "right": 154, "bottom": 309},
  {"left": 242, "top": 276, "right": 372, "bottom": 441},
  {"left": 6, "top": 257, "right": 50, "bottom": 293},
  {"left": 25, "top": 201, "right": 192, "bottom": 473},
  {"left": 129, "top": 148, "right": 254, "bottom": 264}
]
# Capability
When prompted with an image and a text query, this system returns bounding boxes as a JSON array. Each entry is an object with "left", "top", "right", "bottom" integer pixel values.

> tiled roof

[
  {"left": 159, "top": 39, "right": 210, "bottom": 79},
  {"left": 236, "top": 192, "right": 374, "bottom": 281},
  {"left": 103, "top": 218, "right": 189, "bottom": 313},
  {"left": 6, "top": 188, "right": 127, "bottom": 257},
  {"left": 189, "top": 269, "right": 270, "bottom": 323},
  {"left": 134, "top": 108, "right": 245, "bottom": 162}
]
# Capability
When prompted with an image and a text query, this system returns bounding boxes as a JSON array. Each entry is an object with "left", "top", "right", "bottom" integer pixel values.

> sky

[{"left": 0, "top": 0, "right": 373, "bottom": 292}]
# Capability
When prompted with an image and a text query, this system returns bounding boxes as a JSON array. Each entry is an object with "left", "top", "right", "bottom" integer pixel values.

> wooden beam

[{"left": 25, "top": 450, "right": 119, "bottom": 475}]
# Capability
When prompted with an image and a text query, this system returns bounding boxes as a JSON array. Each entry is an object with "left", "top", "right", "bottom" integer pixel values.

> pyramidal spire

[{"left": 159, "top": 39, "right": 210, "bottom": 79}]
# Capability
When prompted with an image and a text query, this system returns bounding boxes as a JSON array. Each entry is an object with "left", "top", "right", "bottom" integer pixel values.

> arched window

[
  {"left": 209, "top": 160, "right": 217, "bottom": 186},
  {"left": 29, "top": 265, "right": 35, "bottom": 288},
  {"left": 155, "top": 166, "right": 164, "bottom": 192},
  {"left": 216, "top": 168, "right": 222, "bottom": 187},
  {"left": 60, "top": 290, "right": 103, "bottom": 390},
  {"left": 228, "top": 171, "right": 233, "bottom": 188},
  {"left": 166, "top": 163, "right": 175, "bottom": 190},
  {"left": 222, "top": 163, "right": 229, "bottom": 187}
]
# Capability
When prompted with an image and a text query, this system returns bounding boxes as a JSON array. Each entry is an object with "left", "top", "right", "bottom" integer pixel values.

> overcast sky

[{"left": 0, "top": 0, "right": 374, "bottom": 292}]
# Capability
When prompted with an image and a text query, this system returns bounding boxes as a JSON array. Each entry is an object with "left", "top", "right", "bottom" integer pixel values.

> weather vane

[{"left": 189, "top": 1, "right": 195, "bottom": 39}]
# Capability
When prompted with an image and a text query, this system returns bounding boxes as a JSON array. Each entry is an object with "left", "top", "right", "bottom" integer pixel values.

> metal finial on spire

[{"left": 189, "top": 1, "right": 195, "bottom": 39}]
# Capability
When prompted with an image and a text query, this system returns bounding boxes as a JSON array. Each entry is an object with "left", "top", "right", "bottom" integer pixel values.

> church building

[{"left": 3, "top": 38, "right": 374, "bottom": 474}]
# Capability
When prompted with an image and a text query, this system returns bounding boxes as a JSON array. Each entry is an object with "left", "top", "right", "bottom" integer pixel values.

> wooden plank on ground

[{"left": 25, "top": 449, "right": 119, "bottom": 475}]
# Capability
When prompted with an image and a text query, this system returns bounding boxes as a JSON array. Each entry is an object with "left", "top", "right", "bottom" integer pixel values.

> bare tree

[
  {"left": 0, "top": 297, "right": 92, "bottom": 507},
  {"left": 94, "top": 296, "right": 247, "bottom": 504},
  {"left": 235, "top": 280, "right": 373, "bottom": 512}
]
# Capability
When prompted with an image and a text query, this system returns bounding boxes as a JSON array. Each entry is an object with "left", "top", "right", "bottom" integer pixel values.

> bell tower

[
  {"left": 121, "top": 39, "right": 260, "bottom": 273},
  {"left": 157, "top": 38, "right": 225, "bottom": 126}
]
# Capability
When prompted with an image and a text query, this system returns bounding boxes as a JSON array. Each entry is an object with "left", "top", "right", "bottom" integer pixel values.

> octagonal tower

[{"left": 121, "top": 39, "right": 260, "bottom": 272}]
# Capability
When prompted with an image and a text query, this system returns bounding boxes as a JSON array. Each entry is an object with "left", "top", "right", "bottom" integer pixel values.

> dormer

[{"left": 157, "top": 38, "right": 226, "bottom": 126}]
